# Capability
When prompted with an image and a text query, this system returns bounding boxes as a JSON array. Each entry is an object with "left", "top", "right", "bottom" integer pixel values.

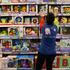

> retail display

[{"left": 0, "top": 0, "right": 70, "bottom": 70}]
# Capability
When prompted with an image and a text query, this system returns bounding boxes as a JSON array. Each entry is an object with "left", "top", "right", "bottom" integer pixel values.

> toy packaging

[
  {"left": 53, "top": 56, "right": 70, "bottom": 68},
  {"left": 2, "top": 40, "right": 12, "bottom": 52},
  {"left": 24, "top": 17, "right": 30, "bottom": 24},
  {"left": 13, "top": 5, "right": 21, "bottom": 13},
  {"left": 21, "top": 5, "right": 27, "bottom": 13},
  {"left": 8, "top": 56, "right": 17, "bottom": 68},
  {"left": 12, "top": 39, "right": 22, "bottom": 52},
  {"left": 21, "top": 40, "right": 30, "bottom": 52},
  {"left": 0, "top": 16, "right": 12, "bottom": 24},
  {"left": 28, "top": 4, "right": 36, "bottom": 14},
  {"left": 21, "top": 39, "right": 39, "bottom": 52},
  {"left": 60, "top": 17, "right": 68, "bottom": 24},
  {"left": 8, "top": 27, "right": 19, "bottom": 37},
  {"left": 17, "top": 55, "right": 34, "bottom": 69},
  {"left": 0, "top": 27, "right": 8, "bottom": 37},
  {"left": 61, "top": 27, "right": 70, "bottom": 35},
  {"left": 31, "top": 17, "right": 38, "bottom": 25},
  {"left": 62, "top": 6, "right": 70, "bottom": 15},
  {"left": 2, "top": 5, "right": 11, "bottom": 13},
  {"left": 38, "top": 5, "right": 47, "bottom": 14},
  {"left": 13, "top": 16, "right": 23, "bottom": 24},
  {"left": 25, "top": 27, "right": 39, "bottom": 37},
  {"left": 60, "top": 39, "right": 70, "bottom": 52}
]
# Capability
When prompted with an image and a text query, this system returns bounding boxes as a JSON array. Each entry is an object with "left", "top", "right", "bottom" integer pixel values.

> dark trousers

[{"left": 35, "top": 52, "right": 56, "bottom": 70}]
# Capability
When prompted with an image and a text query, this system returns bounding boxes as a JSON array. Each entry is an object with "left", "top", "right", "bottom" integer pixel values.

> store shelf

[
  {"left": 2, "top": 52, "right": 38, "bottom": 55},
  {"left": 0, "top": 24, "right": 39, "bottom": 27}
]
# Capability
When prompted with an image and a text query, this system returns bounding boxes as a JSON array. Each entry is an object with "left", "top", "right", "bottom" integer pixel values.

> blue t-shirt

[{"left": 39, "top": 23, "right": 58, "bottom": 55}]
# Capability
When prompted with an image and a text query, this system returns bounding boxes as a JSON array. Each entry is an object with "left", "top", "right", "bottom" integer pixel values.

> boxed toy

[
  {"left": 0, "top": 16, "right": 12, "bottom": 24},
  {"left": 8, "top": 27, "right": 19, "bottom": 37},
  {"left": 2, "top": 39, "right": 12, "bottom": 52},
  {"left": 61, "top": 6, "right": 70, "bottom": 15},
  {"left": 60, "top": 17, "right": 68, "bottom": 24},
  {"left": 61, "top": 27, "right": 70, "bottom": 35},
  {"left": 28, "top": 4, "right": 37, "bottom": 14},
  {"left": 1, "top": 5, "right": 11, "bottom": 14},
  {"left": 21, "top": 40, "right": 30, "bottom": 52},
  {"left": 0, "top": 27, "right": 8, "bottom": 37},
  {"left": 12, "top": 39, "right": 22, "bottom": 52},
  {"left": 21, "top": 5, "right": 27, "bottom": 13},
  {"left": 13, "top": 5, "right": 21, "bottom": 13},
  {"left": 21, "top": 39, "right": 39, "bottom": 53},
  {"left": 13, "top": 16, "right": 23, "bottom": 24},
  {"left": 31, "top": 17, "right": 38, "bottom": 25},
  {"left": 24, "top": 17, "right": 30, "bottom": 24},
  {"left": 17, "top": 55, "right": 34, "bottom": 69},
  {"left": 53, "top": 56, "right": 70, "bottom": 68},
  {"left": 60, "top": 39, "right": 70, "bottom": 52},
  {"left": 38, "top": 4, "right": 47, "bottom": 14},
  {"left": 7, "top": 56, "right": 17, "bottom": 68},
  {"left": 25, "top": 27, "right": 39, "bottom": 37}
]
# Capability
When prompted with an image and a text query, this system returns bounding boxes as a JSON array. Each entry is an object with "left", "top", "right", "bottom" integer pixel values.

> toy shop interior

[{"left": 0, "top": 0, "right": 70, "bottom": 70}]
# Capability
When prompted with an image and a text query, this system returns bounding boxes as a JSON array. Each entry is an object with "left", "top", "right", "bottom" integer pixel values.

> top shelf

[{"left": 0, "top": 2, "right": 70, "bottom": 5}]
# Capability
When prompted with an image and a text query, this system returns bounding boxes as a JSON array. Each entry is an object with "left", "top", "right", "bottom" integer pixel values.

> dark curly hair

[{"left": 46, "top": 12, "right": 55, "bottom": 24}]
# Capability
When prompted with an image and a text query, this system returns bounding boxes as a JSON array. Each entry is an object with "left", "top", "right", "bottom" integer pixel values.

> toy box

[
  {"left": 25, "top": 27, "right": 39, "bottom": 37},
  {"left": 38, "top": 5, "right": 47, "bottom": 14},
  {"left": 0, "top": 27, "right": 8, "bottom": 37},
  {"left": 31, "top": 17, "right": 38, "bottom": 25},
  {"left": 28, "top": 4, "right": 37, "bottom": 14},
  {"left": 21, "top": 40, "right": 30, "bottom": 52},
  {"left": 17, "top": 55, "right": 34, "bottom": 69},
  {"left": 21, "top": 39, "right": 39, "bottom": 53},
  {"left": 24, "top": 17, "right": 30, "bottom": 24},
  {"left": 1, "top": 5, "right": 11, "bottom": 13},
  {"left": 61, "top": 6, "right": 70, "bottom": 15},
  {"left": 2, "top": 39, "right": 12, "bottom": 52},
  {"left": 13, "top": 5, "right": 21, "bottom": 13},
  {"left": 53, "top": 56, "right": 70, "bottom": 68},
  {"left": 8, "top": 27, "right": 19, "bottom": 37},
  {"left": 60, "top": 39, "right": 70, "bottom": 52},
  {"left": 12, "top": 39, "right": 22, "bottom": 52},
  {"left": 21, "top": 5, "right": 27, "bottom": 13},
  {"left": 61, "top": 27, "right": 70, "bottom": 35},
  {"left": 0, "top": 16, "right": 12, "bottom": 24},
  {"left": 13, "top": 16, "right": 23, "bottom": 24},
  {"left": 60, "top": 17, "right": 68, "bottom": 24}
]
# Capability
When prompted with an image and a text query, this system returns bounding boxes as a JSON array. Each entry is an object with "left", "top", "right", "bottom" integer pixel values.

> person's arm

[{"left": 39, "top": 12, "right": 45, "bottom": 31}]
